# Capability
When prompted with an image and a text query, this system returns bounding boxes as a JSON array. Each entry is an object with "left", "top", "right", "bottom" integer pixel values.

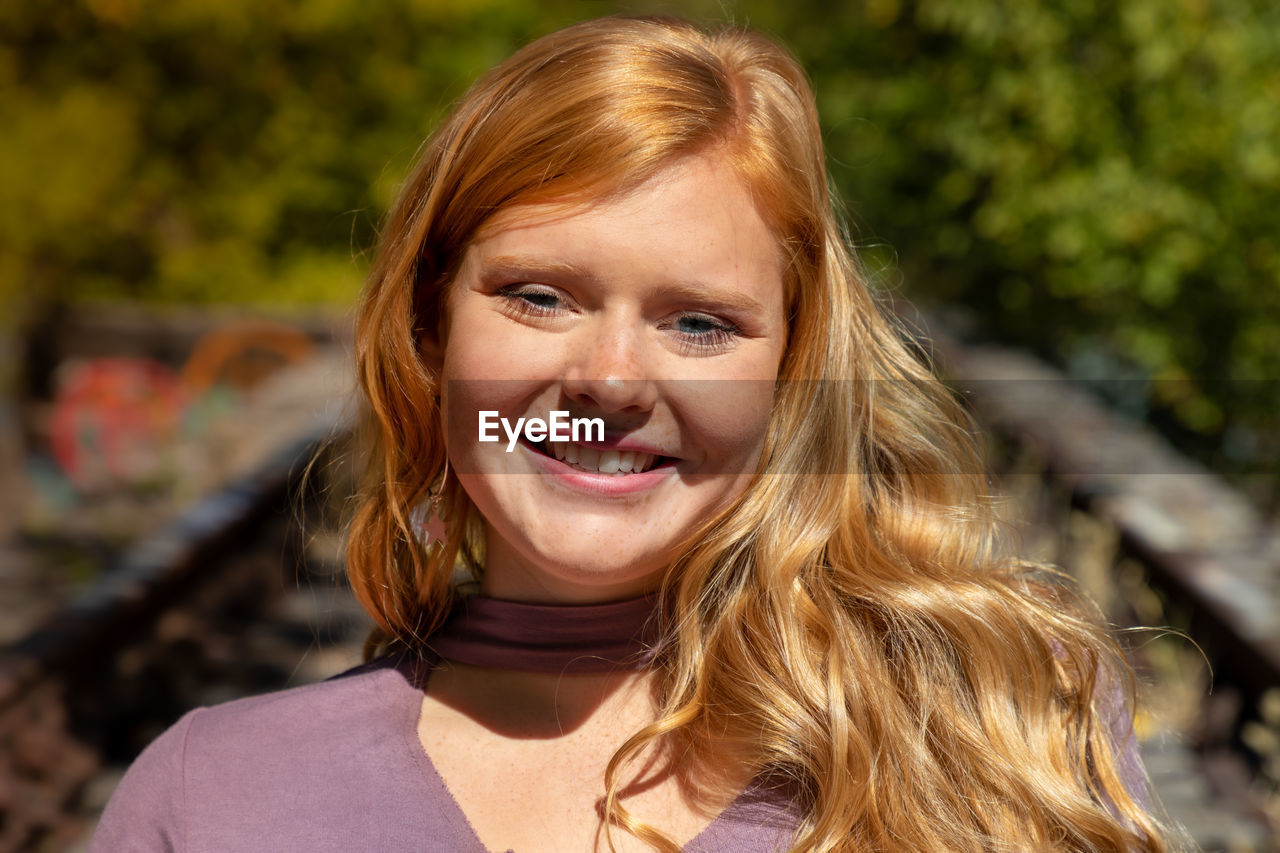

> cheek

[
  {"left": 440, "top": 378, "right": 540, "bottom": 476},
  {"left": 440, "top": 304, "right": 503, "bottom": 383},
  {"left": 670, "top": 379, "right": 776, "bottom": 473},
  {"left": 441, "top": 310, "right": 560, "bottom": 386}
]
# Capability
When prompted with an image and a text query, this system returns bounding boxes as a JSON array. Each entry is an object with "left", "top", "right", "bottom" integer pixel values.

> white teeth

[
  {"left": 598, "top": 450, "right": 621, "bottom": 474},
  {"left": 543, "top": 442, "right": 659, "bottom": 475}
]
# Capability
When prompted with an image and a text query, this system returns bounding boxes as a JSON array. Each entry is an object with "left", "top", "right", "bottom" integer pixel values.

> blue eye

[
  {"left": 675, "top": 315, "right": 723, "bottom": 335},
  {"left": 518, "top": 291, "right": 559, "bottom": 309},
  {"left": 499, "top": 285, "right": 563, "bottom": 315},
  {"left": 669, "top": 313, "right": 739, "bottom": 352}
]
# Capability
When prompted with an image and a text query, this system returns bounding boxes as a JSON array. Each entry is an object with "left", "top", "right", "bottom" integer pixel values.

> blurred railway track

[{"left": 919, "top": 310, "right": 1280, "bottom": 849}]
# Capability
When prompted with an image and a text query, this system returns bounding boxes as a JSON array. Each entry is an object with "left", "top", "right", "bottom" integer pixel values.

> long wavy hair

[{"left": 347, "top": 15, "right": 1175, "bottom": 852}]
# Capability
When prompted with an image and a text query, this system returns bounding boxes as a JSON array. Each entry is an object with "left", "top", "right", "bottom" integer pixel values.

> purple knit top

[
  {"left": 91, "top": 596, "right": 1149, "bottom": 852},
  {"left": 89, "top": 598, "right": 798, "bottom": 853}
]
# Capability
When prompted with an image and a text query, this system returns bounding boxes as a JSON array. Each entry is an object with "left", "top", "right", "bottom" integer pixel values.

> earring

[{"left": 409, "top": 460, "right": 449, "bottom": 545}]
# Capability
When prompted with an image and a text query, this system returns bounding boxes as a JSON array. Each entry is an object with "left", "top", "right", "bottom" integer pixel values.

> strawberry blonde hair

[{"left": 348, "top": 16, "right": 1176, "bottom": 852}]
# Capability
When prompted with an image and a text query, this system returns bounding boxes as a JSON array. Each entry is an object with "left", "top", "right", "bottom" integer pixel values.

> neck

[
  {"left": 429, "top": 591, "right": 663, "bottom": 674},
  {"left": 427, "top": 662, "right": 655, "bottom": 739}
]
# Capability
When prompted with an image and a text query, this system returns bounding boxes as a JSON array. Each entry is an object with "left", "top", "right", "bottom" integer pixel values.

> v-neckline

[{"left": 389, "top": 651, "right": 786, "bottom": 853}]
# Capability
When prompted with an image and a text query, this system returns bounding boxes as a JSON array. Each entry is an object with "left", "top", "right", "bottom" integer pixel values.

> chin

[{"left": 485, "top": 530, "right": 674, "bottom": 603}]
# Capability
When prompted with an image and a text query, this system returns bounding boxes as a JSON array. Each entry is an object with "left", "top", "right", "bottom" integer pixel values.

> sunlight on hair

[{"left": 347, "top": 16, "right": 1182, "bottom": 852}]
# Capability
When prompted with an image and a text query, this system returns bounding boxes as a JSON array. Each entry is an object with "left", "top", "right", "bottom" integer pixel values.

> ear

[
  {"left": 415, "top": 293, "right": 447, "bottom": 375},
  {"left": 414, "top": 270, "right": 448, "bottom": 375},
  {"left": 418, "top": 331, "right": 444, "bottom": 373},
  {"left": 418, "top": 332, "right": 444, "bottom": 411}
]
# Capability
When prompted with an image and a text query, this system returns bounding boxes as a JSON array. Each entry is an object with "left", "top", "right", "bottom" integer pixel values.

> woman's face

[{"left": 437, "top": 153, "right": 788, "bottom": 603}]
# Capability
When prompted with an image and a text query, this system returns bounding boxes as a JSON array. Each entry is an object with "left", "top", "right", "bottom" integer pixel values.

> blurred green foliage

[
  {"left": 0, "top": 0, "right": 605, "bottom": 311},
  {"left": 1, "top": 0, "right": 1277, "bottom": 476},
  {"left": 776, "top": 0, "right": 1279, "bottom": 468}
]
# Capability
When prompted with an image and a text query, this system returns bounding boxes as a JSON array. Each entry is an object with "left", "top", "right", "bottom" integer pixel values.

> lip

[
  {"left": 522, "top": 439, "right": 677, "bottom": 496},
  {"left": 547, "top": 434, "right": 674, "bottom": 458}
]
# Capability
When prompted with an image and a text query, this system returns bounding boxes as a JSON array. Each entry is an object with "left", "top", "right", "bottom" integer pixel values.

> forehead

[
  {"left": 462, "top": 154, "right": 785, "bottom": 293},
  {"left": 474, "top": 152, "right": 768, "bottom": 237}
]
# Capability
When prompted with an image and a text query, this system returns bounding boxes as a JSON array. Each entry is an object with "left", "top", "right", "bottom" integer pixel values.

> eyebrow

[
  {"left": 480, "top": 254, "right": 769, "bottom": 316},
  {"left": 650, "top": 282, "right": 768, "bottom": 317},
  {"left": 480, "top": 255, "right": 600, "bottom": 288}
]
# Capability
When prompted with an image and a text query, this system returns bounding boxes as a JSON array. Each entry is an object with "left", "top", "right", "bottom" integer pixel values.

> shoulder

[
  {"left": 183, "top": 653, "right": 422, "bottom": 748},
  {"left": 688, "top": 778, "right": 802, "bottom": 853},
  {"left": 90, "top": 706, "right": 197, "bottom": 852},
  {"left": 91, "top": 654, "right": 438, "bottom": 852},
  {"left": 156, "top": 654, "right": 426, "bottom": 784}
]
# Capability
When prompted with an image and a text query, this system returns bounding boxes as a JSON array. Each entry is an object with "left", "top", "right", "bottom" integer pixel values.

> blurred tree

[
  {"left": 1, "top": 0, "right": 1276, "bottom": 484},
  {"left": 751, "top": 0, "right": 1279, "bottom": 480},
  {"left": 0, "top": 0, "right": 583, "bottom": 320}
]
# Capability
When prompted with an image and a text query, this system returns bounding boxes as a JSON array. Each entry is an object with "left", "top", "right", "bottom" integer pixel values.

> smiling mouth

[{"left": 529, "top": 440, "right": 672, "bottom": 475}]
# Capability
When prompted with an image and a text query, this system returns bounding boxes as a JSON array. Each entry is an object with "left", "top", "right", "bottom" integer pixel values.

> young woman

[{"left": 94, "top": 16, "right": 1174, "bottom": 852}]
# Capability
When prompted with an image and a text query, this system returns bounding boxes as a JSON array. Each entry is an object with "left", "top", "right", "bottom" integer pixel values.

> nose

[{"left": 561, "top": 317, "right": 658, "bottom": 415}]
